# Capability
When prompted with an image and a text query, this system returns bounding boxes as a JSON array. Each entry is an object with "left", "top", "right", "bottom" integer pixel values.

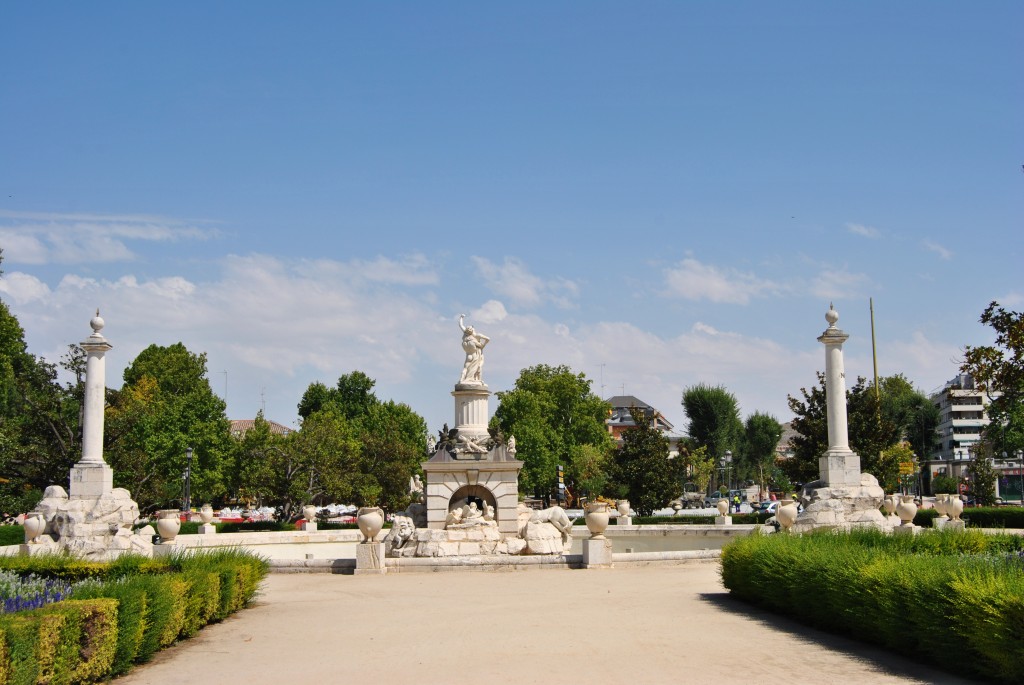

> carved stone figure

[
  {"left": 507, "top": 435, "right": 517, "bottom": 454},
  {"left": 483, "top": 504, "right": 495, "bottom": 521},
  {"left": 445, "top": 507, "right": 463, "bottom": 527},
  {"left": 457, "top": 433, "right": 488, "bottom": 453},
  {"left": 426, "top": 434, "right": 436, "bottom": 453},
  {"left": 384, "top": 515, "right": 416, "bottom": 553},
  {"left": 458, "top": 314, "right": 490, "bottom": 385},
  {"left": 409, "top": 474, "right": 424, "bottom": 502}
]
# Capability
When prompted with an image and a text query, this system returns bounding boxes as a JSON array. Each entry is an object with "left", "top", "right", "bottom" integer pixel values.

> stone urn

[
  {"left": 882, "top": 494, "right": 899, "bottom": 519},
  {"left": 199, "top": 504, "right": 215, "bottom": 524},
  {"left": 896, "top": 495, "right": 917, "bottom": 526},
  {"left": 776, "top": 499, "right": 799, "bottom": 531},
  {"left": 948, "top": 495, "right": 964, "bottom": 522},
  {"left": 585, "top": 501, "right": 610, "bottom": 539},
  {"left": 933, "top": 494, "right": 949, "bottom": 520},
  {"left": 23, "top": 512, "right": 45, "bottom": 544},
  {"left": 716, "top": 499, "right": 730, "bottom": 517},
  {"left": 302, "top": 504, "right": 317, "bottom": 523},
  {"left": 616, "top": 499, "right": 631, "bottom": 517},
  {"left": 156, "top": 510, "right": 181, "bottom": 542},
  {"left": 357, "top": 506, "right": 384, "bottom": 543}
]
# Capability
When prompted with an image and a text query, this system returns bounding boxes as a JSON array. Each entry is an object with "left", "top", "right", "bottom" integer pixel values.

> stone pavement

[{"left": 116, "top": 563, "right": 978, "bottom": 685}]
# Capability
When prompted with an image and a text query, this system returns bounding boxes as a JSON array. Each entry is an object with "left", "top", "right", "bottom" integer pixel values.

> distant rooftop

[{"left": 230, "top": 419, "right": 293, "bottom": 437}]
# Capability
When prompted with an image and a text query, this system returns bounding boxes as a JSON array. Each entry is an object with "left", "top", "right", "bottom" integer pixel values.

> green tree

[
  {"left": 964, "top": 450, "right": 998, "bottom": 506},
  {"left": 681, "top": 444, "right": 715, "bottom": 497},
  {"left": 877, "top": 375, "right": 940, "bottom": 458},
  {"left": 962, "top": 301, "right": 1024, "bottom": 457},
  {"left": 285, "top": 407, "right": 362, "bottom": 516},
  {"left": 0, "top": 266, "right": 84, "bottom": 510},
  {"left": 106, "top": 343, "right": 232, "bottom": 511},
  {"left": 681, "top": 384, "right": 742, "bottom": 490},
  {"left": 296, "top": 371, "right": 427, "bottom": 511},
  {"left": 743, "top": 412, "right": 782, "bottom": 499},
  {"left": 784, "top": 373, "right": 913, "bottom": 487},
  {"left": 608, "top": 407, "right": 685, "bottom": 515},
  {"left": 491, "top": 364, "right": 613, "bottom": 500}
]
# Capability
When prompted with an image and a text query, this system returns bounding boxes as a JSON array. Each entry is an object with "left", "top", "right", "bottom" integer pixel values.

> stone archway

[{"left": 448, "top": 484, "right": 497, "bottom": 520}]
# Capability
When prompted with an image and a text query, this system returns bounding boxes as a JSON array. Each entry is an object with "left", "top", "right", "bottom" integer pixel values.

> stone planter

[
  {"left": 716, "top": 499, "right": 730, "bottom": 517},
  {"left": 934, "top": 494, "right": 950, "bottom": 519},
  {"left": 199, "top": 504, "right": 215, "bottom": 524},
  {"left": 776, "top": 499, "right": 799, "bottom": 531},
  {"left": 156, "top": 510, "right": 181, "bottom": 542},
  {"left": 616, "top": 500, "right": 630, "bottom": 517},
  {"left": 896, "top": 495, "right": 917, "bottom": 526},
  {"left": 23, "top": 512, "right": 45, "bottom": 544},
  {"left": 585, "top": 502, "right": 610, "bottom": 539},
  {"left": 302, "top": 505, "right": 318, "bottom": 523},
  {"left": 882, "top": 494, "right": 899, "bottom": 519},
  {"left": 948, "top": 495, "right": 964, "bottom": 522},
  {"left": 357, "top": 506, "right": 384, "bottom": 543}
]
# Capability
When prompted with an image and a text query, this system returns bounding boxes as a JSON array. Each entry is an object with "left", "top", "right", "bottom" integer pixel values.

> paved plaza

[{"left": 116, "top": 563, "right": 977, "bottom": 685}]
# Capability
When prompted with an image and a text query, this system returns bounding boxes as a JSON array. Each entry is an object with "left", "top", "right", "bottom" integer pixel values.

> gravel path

[{"left": 116, "top": 564, "right": 978, "bottom": 685}]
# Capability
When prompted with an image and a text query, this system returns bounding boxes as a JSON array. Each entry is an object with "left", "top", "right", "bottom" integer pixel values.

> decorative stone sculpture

[
  {"left": 948, "top": 495, "right": 964, "bottom": 522},
  {"left": 776, "top": 499, "right": 799, "bottom": 531},
  {"left": 357, "top": 506, "right": 385, "bottom": 542},
  {"left": 882, "top": 494, "right": 900, "bottom": 524},
  {"left": 156, "top": 510, "right": 181, "bottom": 542},
  {"left": 507, "top": 435, "right": 517, "bottom": 455},
  {"left": 458, "top": 314, "right": 490, "bottom": 385},
  {"left": 585, "top": 502, "right": 610, "bottom": 539},
  {"left": 616, "top": 500, "right": 631, "bottom": 517},
  {"left": 896, "top": 495, "right": 918, "bottom": 527},
  {"left": 716, "top": 499, "right": 730, "bottom": 517},
  {"left": 409, "top": 474, "right": 424, "bottom": 502},
  {"left": 199, "top": 504, "right": 215, "bottom": 524},
  {"left": 302, "top": 505, "right": 317, "bottom": 523},
  {"left": 23, "top": 512, "right": 45, "bottom": 544}
]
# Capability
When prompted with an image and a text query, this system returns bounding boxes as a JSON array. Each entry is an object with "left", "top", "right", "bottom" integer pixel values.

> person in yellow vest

[{"left": 733, "top": 494, "right": 741, "bottom": 513}]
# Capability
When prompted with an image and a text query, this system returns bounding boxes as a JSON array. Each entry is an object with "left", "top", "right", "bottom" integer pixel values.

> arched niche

[{"left": 448, "top": 484, "right": 497, "bottom": 519}]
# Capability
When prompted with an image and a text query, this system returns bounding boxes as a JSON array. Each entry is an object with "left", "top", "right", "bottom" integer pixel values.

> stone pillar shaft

[
  {"left": 824, "top": 341, "right": 849, "bottom": 452},
  {"left": 80, "top": 343, "right": 110, "bottom": 464}
]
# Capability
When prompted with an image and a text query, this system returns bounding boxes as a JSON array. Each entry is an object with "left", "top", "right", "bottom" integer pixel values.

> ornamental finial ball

[
  {"left": 825, "top": 303, "right": 839, "bottom": 327},
  {"left": 90, "top": 309, "right": 105, "bottom": 334}
]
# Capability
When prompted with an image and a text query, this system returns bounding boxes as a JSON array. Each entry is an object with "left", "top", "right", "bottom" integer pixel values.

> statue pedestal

[
  {"left": 582, "top": 537, "right": 613, "bottom": 568},
  {"left": 894, "top": 524, "right": 919, "bottom": 536},
  {"left": 452, "top": 383, "right": 491, "bottom": 442},
  {"left": 715, "top": 515, "right": 733, "bottom": 526},
  {"left": 944, "top": 520, "right": 966, "bottom": 532},
  {"left": 616, "top": 516, "right": 633, "bottom": 526},
  {"left": 300, "top": 521, "right": 318, "bottom": 532},
  {"left": 198, "top": 523, "right": 217, "bottom": 535},
  {"left": 69, "top": 462, "right": 113, "bottom": 499},
  {"left": 355, "top": 542, "right": 387, "bottom": 575}
]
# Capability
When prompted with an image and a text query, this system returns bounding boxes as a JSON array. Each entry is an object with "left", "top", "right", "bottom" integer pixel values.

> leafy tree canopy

[
  {"left": 608, "top": 407, "right": 685, "bottom": 516},
  {"left": 492, "top": 364, "right": 613, "bottom": 499},
  {"left": 743, "top": 412, "right": 782, "bottom": 498},
  {"left": 962, "top": 301, "right": 1024, "bottom": 457}
]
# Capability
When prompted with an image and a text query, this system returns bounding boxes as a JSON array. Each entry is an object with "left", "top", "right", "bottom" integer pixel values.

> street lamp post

[
  {"left": 183, "top": 446, "right": 194, "bottom": 515},
  {"left": 723, "top": 450, "right": 733, "bottom": 492}
]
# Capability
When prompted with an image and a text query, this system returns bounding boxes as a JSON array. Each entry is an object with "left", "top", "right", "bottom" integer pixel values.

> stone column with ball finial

[
  {"left": 70, "top": 310, "right": 115, "bottom": 498},
  {"left": 817, "top": 304, "right": 862, "bottom": 487}
]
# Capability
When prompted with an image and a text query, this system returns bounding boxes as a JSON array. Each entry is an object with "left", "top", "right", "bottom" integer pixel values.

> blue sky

[{"left": 1, "top": 3, "right": 1021, "bottom": 435}]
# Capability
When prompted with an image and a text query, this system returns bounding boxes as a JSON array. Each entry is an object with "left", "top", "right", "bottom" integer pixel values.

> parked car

[{"left": 703, "top": 490, "right": 747, "bottom": 509}]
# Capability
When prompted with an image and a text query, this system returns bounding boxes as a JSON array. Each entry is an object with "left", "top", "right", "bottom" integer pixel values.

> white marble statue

[
  {"left": 426, "top": 434, "right": 436, "bottom": 453},
  {"left": 458, "top": 314, "right": 490, "bottom": 385},
  {"left": 507, "top": 435, "right": 517, "bottom": 454},
  {"left": 409, "top": 474, "right": 424, "bottom": 502}
]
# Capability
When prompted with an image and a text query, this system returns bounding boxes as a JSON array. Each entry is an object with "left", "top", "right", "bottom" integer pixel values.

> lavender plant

[{"left": 0, "top": 570, "right": 72, "bottom": 613}]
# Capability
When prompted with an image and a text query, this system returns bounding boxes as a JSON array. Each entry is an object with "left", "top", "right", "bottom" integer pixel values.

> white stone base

[
  {"left": 198, "top": 523, "right": 217, "bottom": 535},
  {"left": 582, "top": 537, "right": 613, "bottom": 568},
  {"left": 715, "top": 515, "right": 733, "bottom": 526},
  {"left": 932, "top": 517, "right": 949, "bottom": 529},
  {"left": 69, "top": 462, "right": 113, "bottom": 498},
  {"left": 791, "top": 473, "right": 886, "bottom": 533},
  {"left": 894, "top": 524, "right": 919, "bottom": 535},
  {"left": 299, "top": 521, "right": 317, "bottom": 532},
  {"left": 617, "top": 516, "right": 633, "bottom": 526},
  {"left": 152, "top": 540, "right": 179, "bottom": 557},
  {"left": 355, "top": 541, "right": 387, "bottom": 574},
  {"left": 944, "top": 520, "right": 966, "bottom": 531}
]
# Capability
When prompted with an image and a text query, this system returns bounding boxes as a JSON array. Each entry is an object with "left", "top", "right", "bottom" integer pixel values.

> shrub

[
  {"left": 40, "top": 598, "right": 119, "bottom": 685},
  {"left": 721, "top": 529, "right": 1024, "bottom": 683},
  {"left": 70, "top": 579, "right": 148, "bottom": 676},
  {"left": 179, "top": 571, "right": 220, "bottom": 638},
  {"left": 0, "top": 554, "right": 108, "bottom": 582}
]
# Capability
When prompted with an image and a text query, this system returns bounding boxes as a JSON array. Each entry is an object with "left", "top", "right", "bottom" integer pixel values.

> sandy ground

[{"left": 116, "top": 564, "right": 978, "bottom": 685}]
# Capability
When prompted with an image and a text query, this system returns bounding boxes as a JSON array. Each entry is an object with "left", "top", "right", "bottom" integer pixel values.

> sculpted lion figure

[
  {"left": 384, "top": 514, "right": 416, "bottom": 554},
  {"left": 528, "top": 506, "right": 576, "bottom": 544}
]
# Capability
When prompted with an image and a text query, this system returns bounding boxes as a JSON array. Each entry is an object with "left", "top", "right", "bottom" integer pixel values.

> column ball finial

[
  {"left": 825, "top": 303, "right": 839, "bottom": 327},
  {"left": 90, "top": 309, "right": 105, "bottom": 333}
]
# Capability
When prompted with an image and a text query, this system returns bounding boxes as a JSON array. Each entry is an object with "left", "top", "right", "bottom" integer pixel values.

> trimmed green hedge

[
  {"left": 633, "top": 513, "right": 774, "bottom": 525},
  {"left": 0, "top": 548, "right": 268, "bottom": 684},
  {"left": 721, "top": 529, "right": 1024, "bottom": 683},
  {"left": 0, "top": 528, "right": 23, "bottom": 548}
]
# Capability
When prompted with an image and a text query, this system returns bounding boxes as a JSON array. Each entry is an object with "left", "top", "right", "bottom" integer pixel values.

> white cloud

[
  {"left": 0, "top": 211, "right": 215, "bottom": 265},
  {"left": 923, "top": 240, "right": 953, "bottom": 260},
  {"left": 0, "top": 272, "right": 51, "bottom": 305},
  {"left": 846, "top": 223, "right": 880, "bottom": 239},
  {"left": 997, "top": 291, "right": 1024, "bottom": 309},
  {"left": 472, "top": 300, "right": 508, "bottom": 324},
  {"left": 663, "top": 257, "right": 783, "bottom": 304},
  {"left": 810, "top": 267, "right": 872, "bottom": 301},
  {"left": 470, "top": 256, "right": 579, "bottom": 309}
]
